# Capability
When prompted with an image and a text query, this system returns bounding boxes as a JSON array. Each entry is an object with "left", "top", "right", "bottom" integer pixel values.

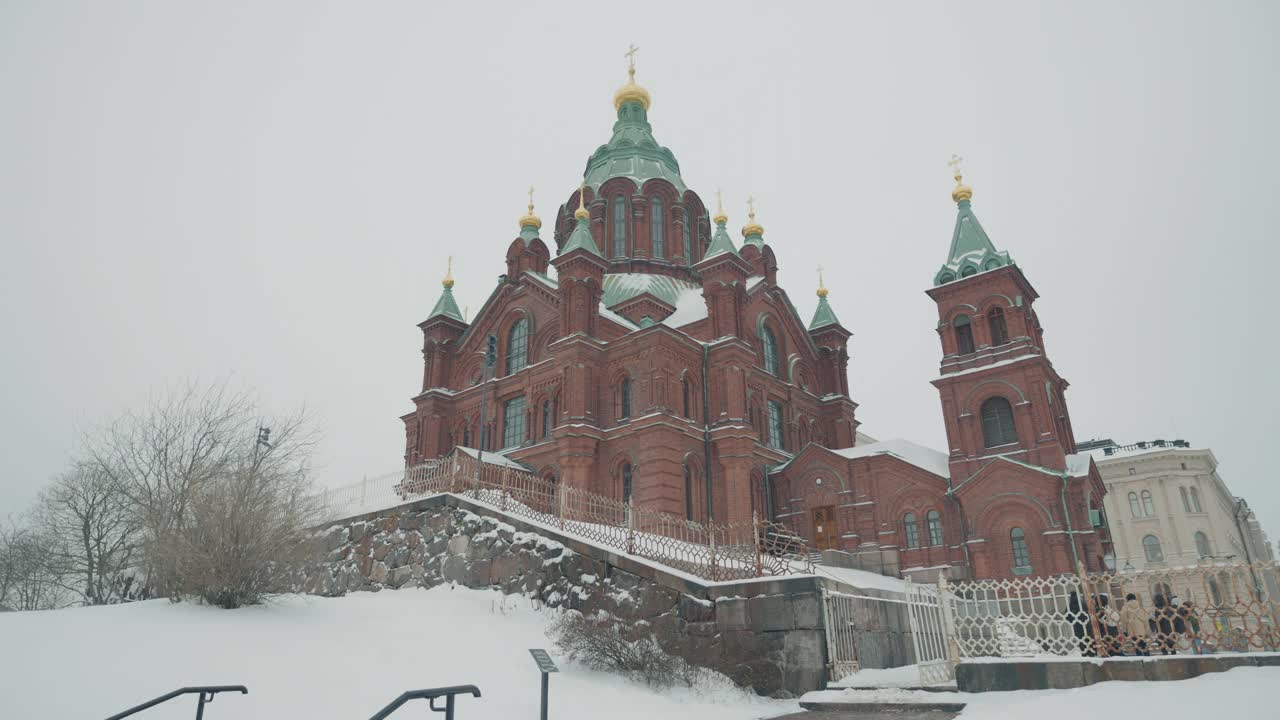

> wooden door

[{"left": 812, "top": 506, "right": 838, "bottom": 550}]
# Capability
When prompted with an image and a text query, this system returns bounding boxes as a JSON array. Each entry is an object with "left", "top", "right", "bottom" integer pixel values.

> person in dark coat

[
  {"left": 1151, "top": 594, "right": 1176, "bottom": 655},
  {"left": 1065, "top": 591, "right": 1094, "bottom": 656}
]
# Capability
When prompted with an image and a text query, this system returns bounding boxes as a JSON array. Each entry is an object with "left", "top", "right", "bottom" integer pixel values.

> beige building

[{"left": 1081, "top": 439, "right": 1274, "bottom": 572}]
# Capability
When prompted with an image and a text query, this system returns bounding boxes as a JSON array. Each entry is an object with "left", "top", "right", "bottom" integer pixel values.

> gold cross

[
  {"left": 625, "top": 44, "right": 640, "bottom": 70},
  {"left": 527, "top": 185, "right": 535, "bottom": 210},
  {"left": 817, "top": 264, "right": 825, "bottom": 288},
  {"left": 716, "top": 188, "right": 724, "bottom": 215},
  {"left": 948, "top": 153, "right": 964, "bottom": 180},
  {"left": 746, "top": 194, "right": 757, "bottom": 220}
]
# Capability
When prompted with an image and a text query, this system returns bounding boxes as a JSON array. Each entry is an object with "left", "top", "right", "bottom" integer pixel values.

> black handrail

[
  {"left": 105, "top": 685, "right": 247, "bottom": 720},
  {"left": 369, "top": 685, "right": 482, "bottom": 720}
]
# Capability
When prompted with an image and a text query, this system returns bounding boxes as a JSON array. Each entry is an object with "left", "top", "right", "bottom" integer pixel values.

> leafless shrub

[
  {"left": 35, "top": 464, "right": 141, "bottom": 605},
  {"left": 548, "top": 611, "right": 699, "bottom": 688}
]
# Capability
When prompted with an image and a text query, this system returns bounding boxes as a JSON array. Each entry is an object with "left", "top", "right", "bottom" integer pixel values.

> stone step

[{"left": 799, "top": 700, "right": 967, "bottom": 714}]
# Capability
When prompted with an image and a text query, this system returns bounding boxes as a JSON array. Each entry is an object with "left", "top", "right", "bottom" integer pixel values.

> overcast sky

[{"left": 2, "top": 1, "right": 1277, "bottom": 539}]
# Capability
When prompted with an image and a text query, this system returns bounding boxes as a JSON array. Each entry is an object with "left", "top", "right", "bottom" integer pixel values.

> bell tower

[{"left": 926, "top": 160, "right": 1078, "bottom": 484}]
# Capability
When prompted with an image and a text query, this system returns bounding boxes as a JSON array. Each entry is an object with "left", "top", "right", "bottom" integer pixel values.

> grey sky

[{"left": 2, "top": 2, "right": 1277, "bottom": 538}]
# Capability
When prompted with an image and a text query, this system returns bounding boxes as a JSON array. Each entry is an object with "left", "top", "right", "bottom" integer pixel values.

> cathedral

[{"left": 401, "top": 56, "right": 1112, "bottom": 581}]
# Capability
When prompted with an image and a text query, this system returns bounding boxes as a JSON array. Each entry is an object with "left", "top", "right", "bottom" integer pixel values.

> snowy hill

[{"left": 0, "top": 587, "right": 794, "bottom": 720}]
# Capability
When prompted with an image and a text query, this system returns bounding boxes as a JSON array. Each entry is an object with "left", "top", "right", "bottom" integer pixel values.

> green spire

[
  {"left": 561, "top": 188, "right": 603, "bottom": 257},
  {"left": 584, "top": 52, "right": 685, "bottom": 192},
  {"left": 428, "top": 258, "right": 465, "bottom": 322},
  {"left": 933, "top": 162, "right": 1012, "bottom": 286},
  {"left": 703, "top": 191, "right": 740, "bottom": 260},
  {"left": 809, "top": 268, "right": 842, "bottom": 330}
]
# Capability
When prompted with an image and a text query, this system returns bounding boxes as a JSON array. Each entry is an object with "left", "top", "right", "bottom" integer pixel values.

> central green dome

[{"left": 583, "top": 100, "right": 686, "bottom": 193}]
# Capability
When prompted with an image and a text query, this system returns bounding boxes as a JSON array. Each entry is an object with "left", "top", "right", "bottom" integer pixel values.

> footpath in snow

[{"left": 0, "top": 586, "right": 793, "bottom": 720}]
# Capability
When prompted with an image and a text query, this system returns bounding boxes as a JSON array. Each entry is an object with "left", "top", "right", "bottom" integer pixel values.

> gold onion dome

[
  {"left": 442, "top": 256, "right": 455, "bottom": 289},
  {"left": 741, "top": 198, "right": 764, "bottom": 239},
  {"left": 614, "top": 45, "right": 651, "bottom": 111},
  {"left": 575, "top": 185, "right": 590, "bottom": 220},
  {"left": 817, "top": 267, "right": 829, "bottom": 298},
  {"left": 713, "top": 189, "right": 728, "bottom": 225},
  {"left": 949, "top": 154, "right": 972, "bottom": 203},
  {"left": 518, "top": 187, "right": 541, "bottom": 229}
]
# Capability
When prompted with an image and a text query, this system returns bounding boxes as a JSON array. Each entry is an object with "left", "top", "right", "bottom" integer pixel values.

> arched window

[
  {"left": 462, "top": 426, "right": 471, "bottom": 447},
  {"left": 651, "top": 196, "right": 664, "bottom": 259},
  {"left": 552, "top": 395, "right": 559, "bottom": 427},
  {"left": 1208, "top": 577, "right": 1223, "bottom": 607},
  {"left": 903, "top": 513, "right": 920, "bottom": 549},
  {"left": 682, "top": 377, "right": 691, "bottom": 419},
  {"left": 541, "top": 400, "right": 551, "bottom": 439},
  {"left": 618, "top": 377, "right": 631, "bottom": 420},
  {"left": 683, "top": 464, "right": 694, "bottom": 520},
  {"left": 505, "top": 319, "right": 529, "bottom": 374},
  {"left": 1194, "top": 531, "right": 1211, "bottom": 558},
  {"left": 953, "top": 314, "right": 975, "bottom": 354},
  {"left": 622, "top": 463, "right": 633, "bottom": 504},
  {"left": 1189, "top": 487, "right": 1202, "bottom": 513},
  {"left": 1141, "top": 490, "right": 1155, "bottom": 517},
  {"left": 612, "top": 196, "right": 627, "bottom": 257},
  {"left": 1011, "top": 527, "right": 1032, "bottom": 572},
  {"left": 927, "top": 510, "right": 943, "bottom": 546},
  {"left": 762, "top": 326, "right": 779, "bottom": 375},
  {"left": 1180, "top": 487, "right": 1191, "bottom": 513},
  {"left": 987, "top": 307, "right": 1009, "bottom": 346},
  {"left": 980, "top": 397, "right": 1018, "bottom": 448},
  {"left": 501, "top": 396, "right": 525, "bottom": 449},
  {"left": 961, "top": 266, "right": 977, "bottom": 278},
  {"left": 681, "top": 208, "right": 692, "bottom": 262},
  {"left": 767, "top": 400, "right": 785, "bottom": 451},
  {"left": 1142, "top": 534, "right": 1164, "bottom": 563},
  {"left": 1128, "top": 492, "right": 1142, "bottom": 518}
]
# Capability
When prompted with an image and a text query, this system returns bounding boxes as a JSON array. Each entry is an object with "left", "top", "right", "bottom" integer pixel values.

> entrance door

[{"left": 811, "top": 506, "right": 839, "bottom": 550}]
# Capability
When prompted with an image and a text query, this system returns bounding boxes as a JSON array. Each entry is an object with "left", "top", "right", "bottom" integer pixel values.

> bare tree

[
  {"left": 36, "top": 464, "right": 141, "bottom": 605},
  {"left": 0, "top": 520, "right": 66, "bottom": 611}
]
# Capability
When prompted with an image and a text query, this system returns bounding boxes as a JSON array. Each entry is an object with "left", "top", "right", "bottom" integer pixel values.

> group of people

[{"left": 1066, "top": 592, "right": 1207, "bottom": 656}]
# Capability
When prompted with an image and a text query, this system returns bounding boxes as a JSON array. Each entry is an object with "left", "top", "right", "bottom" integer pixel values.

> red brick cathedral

[{"left": 402, "top": 60, "right": 1112, "bottom": 580}]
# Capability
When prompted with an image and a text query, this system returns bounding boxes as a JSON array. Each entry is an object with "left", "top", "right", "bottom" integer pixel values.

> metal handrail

[
  {"left": 369, "top": 685, "right": 481, "bottom": 720},
  {"left": 105, "top": 686, "right": 248, "bottom": 720}
]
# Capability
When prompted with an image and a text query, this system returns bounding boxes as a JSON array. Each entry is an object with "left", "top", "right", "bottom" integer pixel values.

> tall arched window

[
  {"left": 1011, "top": 527, "right": 1032, "bottom": 572},
  {"left": 682, "top": 377, "right": 691, "bottom": 419},
  {"left": 927, "top": 510, "right": 943, "bottom": 546},
  {"left": 612, "top": 196, "right": 627, "bottom": 257},
  {"left": 541, "top": 400, "right": 551, "bottom": 439},
  {"left": 650, "top": 196, "right": 664, "bottom": 259},
  {"left": 1189, "top": 487, "right": 1202, "bottom": 513},
  {"left": 980, "top": 397, "right": 1018, "bottom": 447},
  {"left": 1141, "top": 490, "right": 1155, "bottom": 517},
  {"left": 903, "top": 513, "right": 920, "bottom": 549},
  {"left": 987, "top": 306, "right": 1009, "bottom": 346},
  {"left": 762, "top": 326, "right": 779, "bottom": 375},
  {"left": 618, "top": 377, "right": 631, "bottom": 420},
  {"left": 1208, "top": 577, "right": 1223, "bottom": 607},
  {"left": 683, "top": 464, "right": 694, "bottom": 520},
  {"left": 505, "top": 318, "right": 529, "bottom": 374},
  {"left": 681, "top": 208, "right": 692, "bottom": 262},
  {"left": 953, "top": 314, "right": 975, "bottom": 354},
  {"left": 621, "top": 463, "right": 633, "bottom": 504},
  {"left": 1194, "top": 531, "right": 1211, "bottom": 558},
  {"left": 1142, "top": 534, "right": 1164, "bottom": 563},
  {"left": 1128, "top": 492, "right": 1142, "bottom": 518},
  {"left": 1180, "top": 487, "right": 1191, "bottom": 513},
  {"left": 767, "top": 400, "right": 785, "bottom": 451}
]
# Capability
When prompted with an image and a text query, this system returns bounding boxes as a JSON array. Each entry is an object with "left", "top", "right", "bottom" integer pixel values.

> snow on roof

[
  {"left": 659, "top": 283, "right": 709, "bottom": 328},
  {"left": 599, "top": 303, "right": 639, "bottom": 330},
  {"left": 1065, "top": 452, "right": 1094, "bottom": 477},
  {"left": 454, "top": 446, "right": 531, "bottom": 470},
  {"left": 831, "top": 438, "right": 951, "bottom": 478},
  {"left": 1085, "top": 443, "right": 1206, "bottom": 462},
  {"left": 937, "top": 353, "right": 1041, "bottom": 379}
]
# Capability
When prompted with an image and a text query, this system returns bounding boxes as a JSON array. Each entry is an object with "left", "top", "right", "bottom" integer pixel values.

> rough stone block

[
  {"left": 1144, "top": 658, "right": 1194, "bottom": 682},
  {"left": 610, "top": 568, "right": 643, "bottom": 593},
  {"left": 369, "top": 561, "right": 389, "bottom": 585},
  {"left": 632, "top": 584, "right": 679, "bottom": 619},
  {"left": 678, "top": 594, "right": 715, "bottom": 623},
  {"left": 388, "top": 565, "right": 414, "bottom": 588},
  {"left": 321, "top": 525, "right": 348, "bottom": 551},
  {"left": 1043, "top": 661, "right": 1087, "bottom": 689},
  {"left": 466, "top": 559, "right": 492, "bottom": 587},
  {"left": 349, "top": 521, "right": 370, "bottom": 543},
  {"left": 720, "top": 630, "right": 765, "bottom": 665},
  {"left": 398, "top": 513, "right": 425, "bottom": 531},
  {"left": 425, "top": 512, "right": 452, "bottom": 534},
  {"left": 715, "top": 597, "right": 749, "bottom": 632},
  {"left": 1102, "top": 658, "right": 1147, "bottom": 682},
  {"left": 749, "top": 594, "right": 795, "bottom": 633},
  {"left": 447, "top": 535, "right": 470, "bottom": 557},
  {"left": 790, "top": 592, "right": 822, "bottom": 630},
  {"left": 442, "top": 555, "right": 469, "bottom": 584}
]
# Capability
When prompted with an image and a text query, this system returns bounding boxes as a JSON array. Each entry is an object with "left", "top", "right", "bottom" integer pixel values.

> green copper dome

[
  {"left": 933, "top": 198, "right": 1013, "bottom": 286},
  {"left": 583, "top": 101, "right": 686, "bottom": 193}
]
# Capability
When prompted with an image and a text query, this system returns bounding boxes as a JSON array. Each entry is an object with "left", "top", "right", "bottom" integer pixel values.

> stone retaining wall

[
  {"left": 956, "top": 653, "right": 1280, "bottom": 692},
  {"left": 303, "top": 494, "right": 856, "bottom": 695}
]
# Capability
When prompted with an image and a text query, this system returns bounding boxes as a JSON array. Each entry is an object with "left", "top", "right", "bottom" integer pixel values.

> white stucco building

[{"left": 1081, "top": 438, "right": 1274, "bottom": 572}]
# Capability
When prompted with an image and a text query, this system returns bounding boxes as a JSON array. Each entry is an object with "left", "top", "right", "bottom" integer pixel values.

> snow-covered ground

[{"left": 0, "top": 587, "right": 794, "bottom": 720}]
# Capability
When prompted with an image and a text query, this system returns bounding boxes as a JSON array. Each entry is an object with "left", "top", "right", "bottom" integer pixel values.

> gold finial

[
  {"left": 614, "top": 43, "right": 651, "bottom": 111},
  {"left": 518, "top": 185, "right": 542, "bottom": 229},
  {"left": 713, "top": 188, "right": 727, "bottom": 224},
  {"left": 949, "top": 153, "right": 972, "bottom": 203},
  {"left": 817, "top": 265, "right": 828, "bottom": 298},
  {"left": 443, "top": 256, "right": 455, "bottom": 289},
  {"left": 741, "top": 194, "right": 764, "bottom": 238},
  {"left": 575, "top": 184, "right": 590, "bottom": 220}
]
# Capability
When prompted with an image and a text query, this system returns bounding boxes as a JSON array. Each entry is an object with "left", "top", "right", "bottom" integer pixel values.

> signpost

[{"left": 527, "top": 648, "right": 559, "bottom": 720}]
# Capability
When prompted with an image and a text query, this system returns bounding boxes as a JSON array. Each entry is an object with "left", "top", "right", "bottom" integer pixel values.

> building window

[
  {"left": 762, "top": 326, "right": 779, "bottom": 375},
  {"left": 1142, "top": 534, "right": 1164, "bottom": 563},
  {"left": 682, "top": 377, "right": 691, "bottom": 419},
  {"left": 1194, "top": 531, "right": 1211, "bottom": 558},
  {"left": 904, "top": 513, "right": 920, "bottom": 549},
  {"left": 502, "top": 396, "right": 526, "bottom": 449},
  {"left": 987, "top": 306, "right": 1009, "bottom": 346},
  {"left": 768, "top": 400, "right": 785, "bottom": 451},
  {"left": 505, "top": 318, "right": 529, "bottom": 374},
  {"left": 1141, "top": 490, "right": 1155, "bottom": 517},
  {"left": 681, "top": 208, "right": 692, "bottom": 262},
  {"left": 1128, "top": 467, "right": 1136, "bottom": 475},
  {"left": 541, "top": 400, "right": 551, "bottom": 439},
  {"left": 1208, "top": 577, "right": 1223, "bottom": 606},
  {"left": 621, "top": 463, "right": 633, "bottom": 504},
  {"left": 613, "top": 196, "right": 627, "bottom": 257},
  {"left": 651, "top": 196, "right": 664, "bottom": 258},
  {"left": 462, "top": 426, "right": 471, "bottom": 447},
  {"left": 953, "top": 314, "right": 975, "bottom": 354},
  {"left": 927, "top": 510, "right": 943, "bottom": 546},
  {"left": 980, "top": 397, "right": 1018, "bottom": 447},
  {"left": 1180, "top": 487, "right": 1191, "bottom": 513},
  {"left": 1128, "top": 492, "right": 1142, "bottom": 518},
  {"left": 1010, "top": 527, "right": 1032, "bottom": 572},
  {"left": 684, "top": 464, "right": 694, "bottom": 520},
  {"left": 1189, "top": 487, "right": 1202, "bottom": 513},
  {"left": 618, "top": 377, "right": 631, "bottom": 420}
]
